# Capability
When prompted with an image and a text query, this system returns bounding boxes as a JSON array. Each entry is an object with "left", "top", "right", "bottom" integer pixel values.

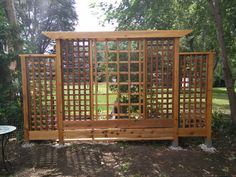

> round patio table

[{"left": 0, "top": 125, "right": 16, "bottom": 172}]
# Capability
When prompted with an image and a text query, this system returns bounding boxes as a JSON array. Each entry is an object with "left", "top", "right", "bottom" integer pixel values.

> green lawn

[
  {"left": 212, "top": 87, "right": 231, "bottom": 115},
  {"left": 96, "top": 86, "right": 232, "bottom": 115},
  {"left": 62, "top": 84, "right": 231, "bottom": 115}
]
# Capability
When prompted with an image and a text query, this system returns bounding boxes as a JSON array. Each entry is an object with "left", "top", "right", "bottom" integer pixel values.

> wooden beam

[
  {"left": 55, "top": 39, "right": 64, "bottom": 144},
  {"left": 64, "top": 119, "right": 173, "bottom": 129},
  {"left": 42, "top": 30, "right": 192, "bottom": 40},
  {"left": 179, "top": 52, "right": 216, "bottom": 55},
  {"left": 29, "top": 131, "right": 58, "bottom": 140},
  {"left": 20, "top": 56, "right": 29, "bottom": 141},
  {"left": 65, "top": 137, "right": 174, "bottom": 141},
  {"left": 178, "top": 128, "right": 207, "bottom": 137},
  {"left": 19, "top": 54, "right": 56, "bottom": 58},
  {"left": 64, "top": 128, "right": 174, "bottom": 139}
]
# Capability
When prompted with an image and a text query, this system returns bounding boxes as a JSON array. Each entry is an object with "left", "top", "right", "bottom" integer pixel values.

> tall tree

[
  {"left": 92, "top": 0, "right": 218, "bottom": 52},
  {"left": 15, "top": 0, "right": 78, "bottom": 53},
  {"left": 208, "top": 0, "right": 236, "bottom": 126},
  {"left": 93, "top": 0, "right": 236, "bottom": 125},
  {"left": 0, "top": 2, "right": 22, "bottom": 127},
  {"left": 4, "top": 0, "right": 17, "bottom": 24}
]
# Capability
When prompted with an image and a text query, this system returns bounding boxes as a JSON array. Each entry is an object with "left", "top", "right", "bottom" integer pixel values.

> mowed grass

[
  {"left": 212, "top": 87, "right": 232, "bottom": 115},
  {"left": 63, "top": 83, "right": 231, "bottom": 115},
  {"left": 97, "top": 87, "right": 233, "bottom": 115}
]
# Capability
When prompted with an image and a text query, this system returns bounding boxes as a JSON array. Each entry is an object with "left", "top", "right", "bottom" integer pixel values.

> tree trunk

[
  {"left": 208, "top": 0, "right": 236, "bottom": 126},
  {"left": 4, "top": 0, "right": 17, "bottom": 24}
]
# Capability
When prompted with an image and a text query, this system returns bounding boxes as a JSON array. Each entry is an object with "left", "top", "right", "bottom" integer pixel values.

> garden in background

[{"left": 1, "top": 0, "right": 236, "bottom": 176}]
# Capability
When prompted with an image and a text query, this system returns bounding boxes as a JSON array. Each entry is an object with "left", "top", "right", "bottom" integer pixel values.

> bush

[{"left": 212, "top": 109, "right": 231, "bottom": 131}]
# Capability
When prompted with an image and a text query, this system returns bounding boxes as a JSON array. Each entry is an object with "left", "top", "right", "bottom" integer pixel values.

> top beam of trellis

[{"left": 42, "top": 30, "right": 192, "bottom": 40}]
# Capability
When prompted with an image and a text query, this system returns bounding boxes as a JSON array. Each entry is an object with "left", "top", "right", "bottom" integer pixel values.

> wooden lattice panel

[
  {"left": 92, "top": 40, "right": 145, "bottom": 120},
  {"left": 61, "top": 39, "right": 91, "bottom": 120},
  {"left": 146, "top": 39, "right": 174, "bottom": 119},
  {"left": 179, "top": 54, "right": 208, "bottom": 128},
  {"left": 26, "top": 56, "right": 56, "bottom": 130}
]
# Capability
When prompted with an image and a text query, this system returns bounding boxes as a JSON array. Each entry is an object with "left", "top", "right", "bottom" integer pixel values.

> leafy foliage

[
  {"left": 0, "top": 6, "right": 22, "bottom": 127},
  {"left": 15, "top": 0, "right": 78, "bottom": 53},
  {"left": 92, "top": 0, "right": 236, "bottom": 85}
]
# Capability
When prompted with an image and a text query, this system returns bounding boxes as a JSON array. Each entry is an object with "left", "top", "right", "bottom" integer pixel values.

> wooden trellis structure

[{"left": 20, "top": 30, "right": 214, "bottom": 145}]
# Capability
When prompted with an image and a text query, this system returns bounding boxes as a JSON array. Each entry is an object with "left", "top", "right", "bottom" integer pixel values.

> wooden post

[
  {"left": 89, "top": 40, "right": 94, "bottom": 120},
  {"left": 20, "top": 56, "right": 29, "bottom": 141},
  {"left": 172, "top": 38, "right": 180, "bottom": 146},
  {"left": 143, "top": 39, "right": 147, "bottom": 119},
  {"left": 205, "top": 52, "right": 214, "bottom": 147},
  {"left": 55, "top": 39, "right": 64, "bottom": 144}
]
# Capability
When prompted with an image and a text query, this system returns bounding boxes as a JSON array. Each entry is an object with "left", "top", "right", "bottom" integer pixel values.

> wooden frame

[{"left": 20, "top": 30, "right": 214, "bottom": 144}]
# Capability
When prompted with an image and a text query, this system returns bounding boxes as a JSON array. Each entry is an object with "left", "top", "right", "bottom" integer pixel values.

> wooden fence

[{"left": 20, "top": 30, "right": 214, "bottom": 145}]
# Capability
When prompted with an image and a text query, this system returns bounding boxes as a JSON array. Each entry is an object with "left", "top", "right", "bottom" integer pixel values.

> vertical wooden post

[
  {"left": 20, "top": 56, "right": 29, "bottom": 141},
  {"left": 205, "top": 52, "right": 214, "bottom": 147},
  {"left": 172, "top": 38, "right": 180, "bottom": 146},
  {"left": 55, "top": 39, "right": 64, "bottom": 144},
  {"left": 89, "top": 40, "right": 94, "bottom": 120},
  {"left": 143, "top": 39, "right": 147, "bottom": 119}
]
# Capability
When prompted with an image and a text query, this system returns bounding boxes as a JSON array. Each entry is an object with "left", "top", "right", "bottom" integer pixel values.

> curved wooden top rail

[{"left": 42, "top": 30, "right": 192, "bottom": 40}]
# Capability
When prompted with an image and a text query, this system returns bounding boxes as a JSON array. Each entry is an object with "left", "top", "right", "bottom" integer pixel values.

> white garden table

[{"left": 0, "top": 125, "right": 16, "bottom": 172}]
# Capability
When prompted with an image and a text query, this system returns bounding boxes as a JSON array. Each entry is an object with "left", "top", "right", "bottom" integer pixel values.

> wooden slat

[
  {"left": 19, "top": 54, "right": 56, "bottom": 58},
  {"left": 179, "top": 52, "right": 215, "bottom": 55},
  {"left": 55, "top": 39, "right": 64, "bottom": 144},
  {"left": 64, "top": 119, "right": 173, "bottom": 129},
  {"left": 64, "top": 128, "right": 174, "bottom": 139},
  {"left": 94, "top": 40, "right": 99, "bottom": 120},
  {"left": 128, "top": 40, "right": 131, "bottom": 119},
  {"left": 178, "top": 128, "right": 207, "bottom": 137},
  {"left": 90, "top": 40, "right": 94, "bottom": 120},
  {"left": 143, "top": 40, "right": 148, "bottom": 119},
  {"left": 29, "top": 130, "right": 58, "bottom": 140},
  {"left": 42, "top": 30, "right": 192, "bottom": 39},
  {"left": 65, "top": 137, "right": 174, "bottom": 141},
  {"left": 105, "top": 40, "right": 109, "bottom": 119},
  {"left": 20, "top": 56, "right": 30, "bottom": 141},
  {"left": 206, "top": 53, "right": 214, "bottom": 141}
]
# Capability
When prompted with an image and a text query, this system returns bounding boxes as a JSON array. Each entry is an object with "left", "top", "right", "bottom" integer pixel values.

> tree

[
  {"left": 0, "top": 2, "right": 22, "bottom": 127},
  {"left": 4, "top": 0, "right": 17, "bottom": 24},
  {"left": 92, "top": 0, "right": 218, "bottom": 52},
  {"left": 93, "top": 0, "right": 236, "bottom": 125},
  {"left": 208, "top": 0, "right": 236, "bottom": 126},
  {"left": 15, "top": 0, "right": 78, "bottom": 53}
]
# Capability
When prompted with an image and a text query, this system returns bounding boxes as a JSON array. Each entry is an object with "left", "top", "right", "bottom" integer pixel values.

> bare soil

[{"left": 1, "top": 129, "right": 236, "bottom": 177}]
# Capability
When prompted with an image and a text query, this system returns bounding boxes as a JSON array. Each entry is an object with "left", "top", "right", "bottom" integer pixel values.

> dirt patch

[{"left": 1, "top": 130, "right": 236, "bottom": 177}]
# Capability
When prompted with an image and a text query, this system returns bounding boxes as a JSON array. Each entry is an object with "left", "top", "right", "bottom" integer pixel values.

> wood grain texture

[
  {"left": 42, "top": 30, "right": 192, "bottom": 40},
  {"left": 64, "top": 128, "right": 174, "bottom": 139},
  {"left": 173, "top": 38, "right": 180, "bottom": 140},
  {"left": 206, "top": 53, "right": 214, "bottom": 141},
  {"left": 29, "top": 131, "right": 58, "bottom": 140},
  {"left": 55, "top": 39, "right": 64, "bottom": 144},
  {"left": 64, "top": 119, "right": 173, "bottom": 129},
  {"left": 20, "top": 56, "right": 29, "bottom": 141}
]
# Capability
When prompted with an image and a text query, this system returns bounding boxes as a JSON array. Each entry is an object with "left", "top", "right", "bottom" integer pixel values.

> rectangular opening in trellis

[{"left": 92, "top": 39, "right": 145, "bottom": 120}]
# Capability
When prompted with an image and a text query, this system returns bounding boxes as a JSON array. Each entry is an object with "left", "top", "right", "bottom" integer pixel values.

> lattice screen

[
  {"left": 146, "top": 39, "right": 174, "bottom": 119},
  {"left": 61, "top": 39, "right": 91, "bottom": 121},
  {"left": 92, "top": 40, "right": 145, "bottom": 120},
  {"left": 26, "top": 57, "right": 57, "bottom": 130},
  {"left": 179, "top": 54, "right": 208, "bottom": 128}
]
